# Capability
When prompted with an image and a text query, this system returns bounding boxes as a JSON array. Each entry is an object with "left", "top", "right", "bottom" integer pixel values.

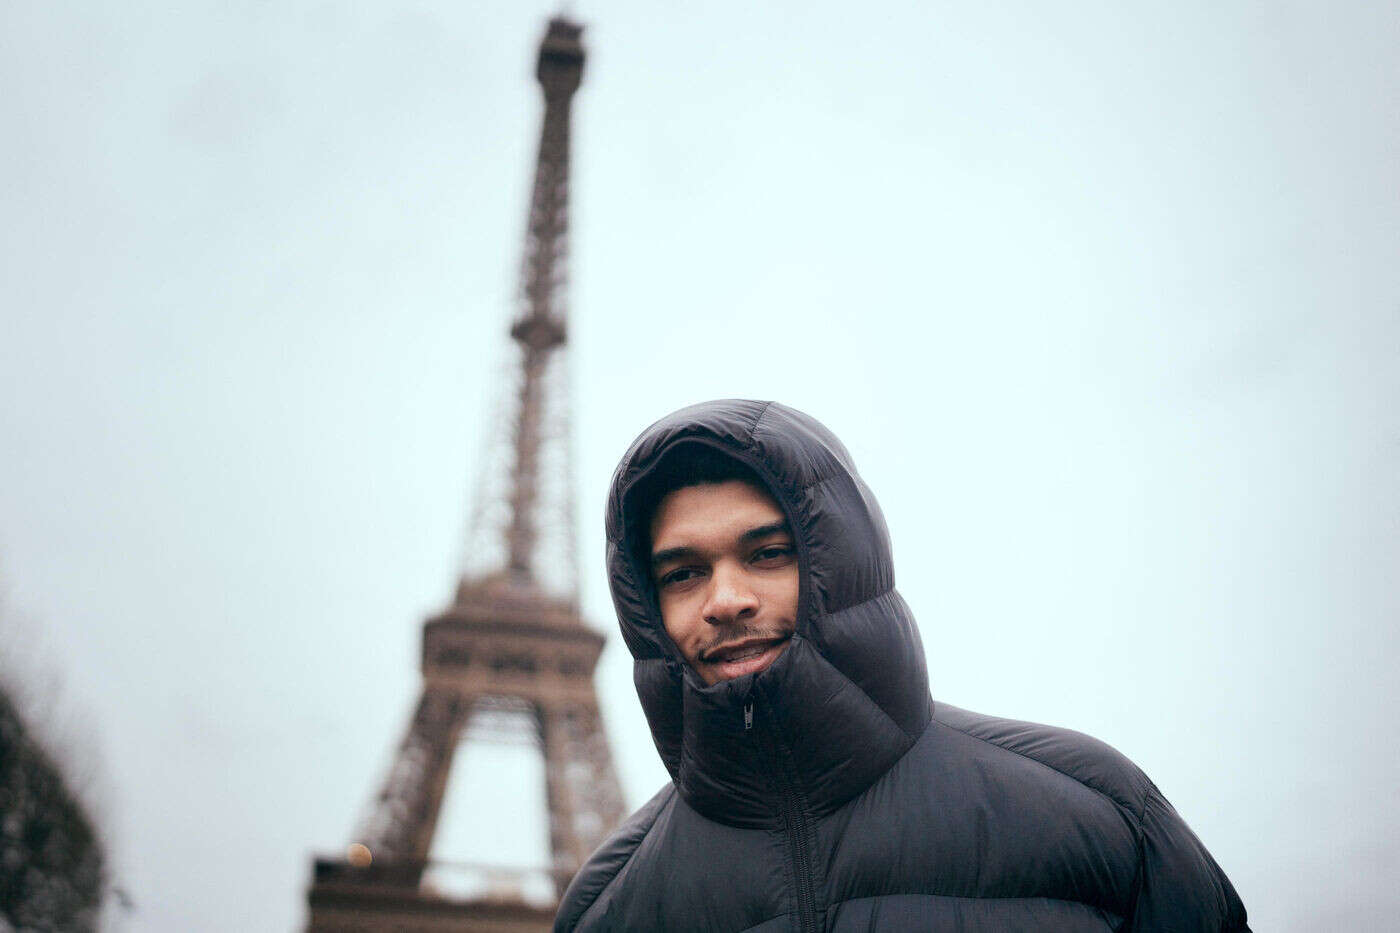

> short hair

[{"left": 631, "top": 443, "right": 764, "bottom": 550}]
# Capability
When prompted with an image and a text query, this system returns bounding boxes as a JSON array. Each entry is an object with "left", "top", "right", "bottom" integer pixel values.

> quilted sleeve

[{"left": 1127, "top": 785, "right": 1250, "bottom": 931}]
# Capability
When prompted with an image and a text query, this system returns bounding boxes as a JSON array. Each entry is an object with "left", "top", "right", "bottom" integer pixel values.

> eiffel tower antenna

[
  {"left": 306, "top": 18, "right": 625, "bottom": 931},
  {"left": 505, "top": 12, "right": 582, "bottom": 591}
]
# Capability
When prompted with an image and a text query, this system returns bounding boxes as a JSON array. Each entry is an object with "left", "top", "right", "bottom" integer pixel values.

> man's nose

[{"left": 702, "top": 563, "right": 759, "bottom": 626}]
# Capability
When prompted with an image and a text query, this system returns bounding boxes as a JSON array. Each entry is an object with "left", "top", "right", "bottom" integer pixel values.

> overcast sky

[{"left": 2, "top": 2, "right": 1397, "bottom": 930}]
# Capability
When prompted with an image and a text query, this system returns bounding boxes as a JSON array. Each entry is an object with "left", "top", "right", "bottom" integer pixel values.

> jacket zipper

[{"left": 750, "top": 700, "right": 820, "bottom": 933}]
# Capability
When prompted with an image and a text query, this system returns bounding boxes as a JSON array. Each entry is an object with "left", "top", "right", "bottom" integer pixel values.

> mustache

[{"left": 697, "top": 626, "right": 792, "bottom": 661}]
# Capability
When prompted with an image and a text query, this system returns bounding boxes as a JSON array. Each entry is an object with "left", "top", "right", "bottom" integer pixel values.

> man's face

[{"left": 648, "top": 479, "right": 799, "bottom": 686}]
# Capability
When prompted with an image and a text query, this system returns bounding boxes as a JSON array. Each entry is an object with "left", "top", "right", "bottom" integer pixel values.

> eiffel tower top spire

[{"left": 502, "top": 17, "right": 584, "bottom": 590}]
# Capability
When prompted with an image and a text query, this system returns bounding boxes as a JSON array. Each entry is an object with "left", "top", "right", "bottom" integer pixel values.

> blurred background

[{"left": 2, "top": 1, "right": 1397, "bottom": 930}]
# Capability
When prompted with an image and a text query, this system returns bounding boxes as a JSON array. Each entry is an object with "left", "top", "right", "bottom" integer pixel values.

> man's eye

[
  {"left": 752, "top": 544, "right": 794, "bottom": 563},
  {"left": 658, "top": 568, "right": 701, "bottom": 588}
]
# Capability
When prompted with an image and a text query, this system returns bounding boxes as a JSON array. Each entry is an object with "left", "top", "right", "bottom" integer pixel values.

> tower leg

[
  {"left": 357, "top": 687, "right": 468, "bottom": 866},
  {"left": 538, "top": 701, "right": 626, "bottom": 896}
]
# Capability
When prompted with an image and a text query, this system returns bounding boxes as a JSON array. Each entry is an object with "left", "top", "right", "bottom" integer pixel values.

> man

[{"left": 556, "top": 399, "right": 1249, "bottom": 932}]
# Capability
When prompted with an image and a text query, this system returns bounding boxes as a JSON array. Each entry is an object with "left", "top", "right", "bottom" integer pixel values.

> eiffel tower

[{"left": 306, "top": 17, "right": 625, "bottom": 932}]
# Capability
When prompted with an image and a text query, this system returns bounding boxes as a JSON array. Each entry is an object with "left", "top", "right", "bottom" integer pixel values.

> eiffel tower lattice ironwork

[{"left": 306, "top": 18, "right": 625, "bottom": 932}]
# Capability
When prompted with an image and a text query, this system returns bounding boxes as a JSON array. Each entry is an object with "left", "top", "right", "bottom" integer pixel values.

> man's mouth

[{"left": 700, "top": 635, "right": 792, "bottom": 681}]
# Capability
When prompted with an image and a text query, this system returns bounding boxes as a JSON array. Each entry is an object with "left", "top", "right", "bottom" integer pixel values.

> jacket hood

[{"left": 605, "top": 400, "right": 932, "bottom": 827}]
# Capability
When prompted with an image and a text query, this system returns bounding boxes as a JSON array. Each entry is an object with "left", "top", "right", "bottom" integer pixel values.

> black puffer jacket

[{"left": 556, "top": 400, "right": 1249, "bottom": 932}]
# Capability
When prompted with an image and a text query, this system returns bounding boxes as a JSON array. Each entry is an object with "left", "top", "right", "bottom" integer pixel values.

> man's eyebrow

[
  {"left": 650, "top": 545, "right": 695, "bottom": 569},
  {"left": 739, "top": 521, "right": 790, "bottom": 543}
]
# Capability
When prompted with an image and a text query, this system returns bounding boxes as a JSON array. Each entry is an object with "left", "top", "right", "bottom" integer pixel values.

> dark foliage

[{"left": 0, "top": 687, "right": 104, "bottom": 931}]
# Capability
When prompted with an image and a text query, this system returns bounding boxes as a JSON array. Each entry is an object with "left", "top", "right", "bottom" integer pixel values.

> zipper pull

[{"left": 744, "top": 702, "right": 754, "bottom": 731}]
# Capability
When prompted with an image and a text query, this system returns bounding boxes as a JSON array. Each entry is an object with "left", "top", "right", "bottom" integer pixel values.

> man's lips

[{"left": 700, "top": 635, "right": 792, "bottom": 680}]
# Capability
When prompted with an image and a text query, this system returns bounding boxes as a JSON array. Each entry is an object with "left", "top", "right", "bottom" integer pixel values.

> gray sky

[{"left": 2, "top": 2, "right": 1397, "bottom": 930}]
